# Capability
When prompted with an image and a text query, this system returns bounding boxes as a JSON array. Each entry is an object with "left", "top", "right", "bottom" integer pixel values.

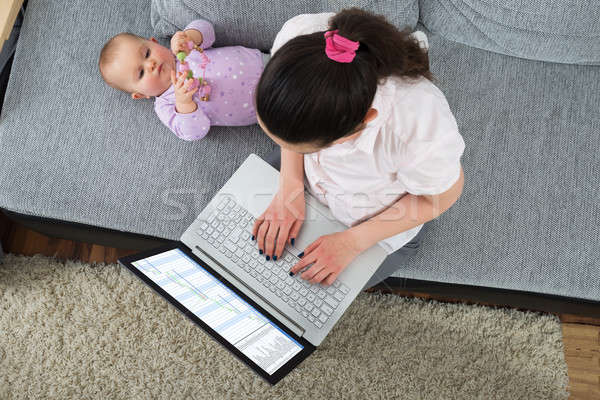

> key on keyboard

[{"left": 196, "top": 197, "right": 351, "bottom": 328}]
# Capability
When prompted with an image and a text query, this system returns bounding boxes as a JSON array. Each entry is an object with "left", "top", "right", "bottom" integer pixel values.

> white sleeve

[
  {"left": 394, "top": 86, "right": 466, "bottom": 196},
  {"left": 270, "top": 13, "right": 335, "bottom": 55}
]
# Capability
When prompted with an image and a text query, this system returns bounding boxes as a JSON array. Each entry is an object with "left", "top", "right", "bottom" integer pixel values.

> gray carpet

[{"left": 0, "top": 254, "right": 569, "bottom": 399}]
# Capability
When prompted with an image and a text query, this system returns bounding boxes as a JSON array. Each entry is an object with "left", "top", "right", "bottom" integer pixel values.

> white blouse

[{"left": 271, "top": 13, "right": 465, "bottom": 253}]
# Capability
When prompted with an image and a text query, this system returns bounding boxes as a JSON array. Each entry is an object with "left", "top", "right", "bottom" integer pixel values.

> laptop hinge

[{"left": 192, "top": 245, "right": 306, "bottom": 338}]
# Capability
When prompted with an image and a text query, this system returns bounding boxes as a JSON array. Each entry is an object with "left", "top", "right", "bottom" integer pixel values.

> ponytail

[
  {"left": 256, "top": 8, "right": 433, "bottom": 147},
  {"left": 330, "top": 8, "right": 433, "bottom": 82}
]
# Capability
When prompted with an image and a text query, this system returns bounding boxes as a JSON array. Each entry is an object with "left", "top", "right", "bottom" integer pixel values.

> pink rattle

[{"left": 176, "top": 41, "right": 211, "bottom": 101}]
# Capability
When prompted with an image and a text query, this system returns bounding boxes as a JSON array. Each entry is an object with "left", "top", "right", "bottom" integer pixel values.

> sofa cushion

[
  {"left": 419, "top": 0, "right": 600, "bottom": 65},
  {"left": 151, "top": 0, "right": 419, "bottom": 52},
  {"left": 0, "top": 0, "right": 599, "bottom": 303},
  {"left": 0, "top": 0, "right": 276, "bottom": 240},
  {"left": 390, "top": 23, "right": 600, "bottom": 301}
]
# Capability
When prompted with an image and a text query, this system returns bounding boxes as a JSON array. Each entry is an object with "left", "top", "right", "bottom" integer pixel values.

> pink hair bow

[{"left": 324, "top": 30, "right": 359, "bottom": 63}]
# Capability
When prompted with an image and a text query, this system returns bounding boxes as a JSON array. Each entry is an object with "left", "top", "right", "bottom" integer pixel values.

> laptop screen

[{"left": 131, "top": 248, "right": 304, "bottom": 375}]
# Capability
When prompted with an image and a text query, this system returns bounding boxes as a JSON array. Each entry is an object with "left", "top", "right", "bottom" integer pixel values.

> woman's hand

[
  {"left": 171, "top": 71, "right": 198, "bottom": 113},
  {"left": 289, "top": 230, "right": 364, "bottom": 286},
  {"left": 252, "top": 181, "right": 305, "bottom": 260}
]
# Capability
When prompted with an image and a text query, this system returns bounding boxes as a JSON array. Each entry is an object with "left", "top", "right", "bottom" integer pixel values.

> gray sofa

[{"left": 1, "top": 0, "right": 599, "bottom": 313}]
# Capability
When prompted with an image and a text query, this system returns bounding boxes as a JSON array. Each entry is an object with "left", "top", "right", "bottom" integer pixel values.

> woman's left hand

[{"left": 289, "top": 230, "right": 364, "bottom": 286}]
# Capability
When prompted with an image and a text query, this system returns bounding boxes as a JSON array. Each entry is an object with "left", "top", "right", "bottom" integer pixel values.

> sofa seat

[
  {"left": 389, "top": 23, "right": 600, "bottom": 301},
  {"left": 0, "top": 0, "right": 598, "bottom": 301}
]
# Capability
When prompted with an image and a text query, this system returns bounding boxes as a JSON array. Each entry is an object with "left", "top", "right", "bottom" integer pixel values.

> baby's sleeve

[
  {"left": 184, "top": 19, "right": 216, "bottom": 49},
  {"left": 393, "top": 88, "right": 466, "bottom": 196},
  {"left": 154, "top": 98, "right": 211, "bottom": 141}
]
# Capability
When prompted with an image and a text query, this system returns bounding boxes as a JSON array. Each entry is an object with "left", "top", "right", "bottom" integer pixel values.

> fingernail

[
  {"left": 273, "top": 255, "right": 277, "bottom": 261},
  {"left": 297, "top": 252, "right": 304, "bottom": 258},
  {"left": 266, "top": 256, "right": 270, "bottom": 261},
  {"left": 291, "top": 238, "right": 295, "bottom": 246},
  {"left": 251, "top": 235, "right": 255, "bottom": 241},
  {"left": 289, "top": 271, "right": 294, "bottom": 276},
  {"left": 259, "top": 249, "right": 263, "bottom": 255}
]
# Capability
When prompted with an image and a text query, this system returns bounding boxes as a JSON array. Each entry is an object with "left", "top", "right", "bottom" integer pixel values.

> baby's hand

[
  {"left": 171, "top": 31, "right": 190, "bottom": 55},
  {"left": 171, "top": 70, "right": 198, "bottom": 114}
]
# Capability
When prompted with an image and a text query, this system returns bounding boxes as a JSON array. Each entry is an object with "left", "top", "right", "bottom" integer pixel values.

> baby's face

[{"left": 105, "top": 36, "right": 176, "bottom": 98}]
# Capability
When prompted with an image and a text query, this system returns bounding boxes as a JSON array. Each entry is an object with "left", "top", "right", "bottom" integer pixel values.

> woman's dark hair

[{"left": 256, "top": 8, "right": 433, "bottom": 147}]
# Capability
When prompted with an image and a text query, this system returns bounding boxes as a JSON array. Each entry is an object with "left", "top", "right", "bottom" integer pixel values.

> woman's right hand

[{"left": 252, "top": 181, "right": 305, "bottom": 260}]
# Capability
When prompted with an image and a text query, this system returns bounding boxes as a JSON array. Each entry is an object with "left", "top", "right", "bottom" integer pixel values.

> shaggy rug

[{"left": 0, "top": 254, "right": 569, "bottom": 399}]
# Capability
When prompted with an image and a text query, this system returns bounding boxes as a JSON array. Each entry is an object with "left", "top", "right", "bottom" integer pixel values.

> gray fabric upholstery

[
  {"left": 0, "top": 0, "right": 276, "bottom": 239},
  {"left": 151, "top": 0, "right": 419, "bottom": 51},
  {"left": 390, "top": 23, "right": 600, "bottom": 301},
  {"left": 0, "top": 0, "right": 599, "bottom": 302},
  {"left": 419, "top": 0, "right": 600, "bottom": 65}
]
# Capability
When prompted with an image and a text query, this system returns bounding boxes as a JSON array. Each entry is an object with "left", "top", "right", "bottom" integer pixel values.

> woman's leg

[{"left": 361, "top": 224, "right": 428, "bottom": 290}]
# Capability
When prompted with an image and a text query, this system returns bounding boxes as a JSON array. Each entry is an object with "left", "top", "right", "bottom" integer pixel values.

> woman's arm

[
  {"left": 348, "top": 166, "right": 464, "bottom": 252},
  {"left": 279, "top": 147, "right": 304, "bottom": 189},
  {"left": 289, "top": 166, "right": 464, "bottom": 285}
]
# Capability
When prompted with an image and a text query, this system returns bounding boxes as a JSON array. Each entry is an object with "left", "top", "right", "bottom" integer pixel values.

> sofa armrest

[{"left": 0, "top": 0, "right": 24, "bottom": 53}]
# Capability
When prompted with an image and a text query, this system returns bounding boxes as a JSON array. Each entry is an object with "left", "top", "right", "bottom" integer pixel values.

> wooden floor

[{"left": 1, "top": 213, "right": 598, "bottom": 399}]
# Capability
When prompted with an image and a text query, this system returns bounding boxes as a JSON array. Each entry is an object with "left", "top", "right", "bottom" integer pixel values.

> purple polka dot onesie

[{"left": 154, "top": 19, "right": 265, "bottom": 141}]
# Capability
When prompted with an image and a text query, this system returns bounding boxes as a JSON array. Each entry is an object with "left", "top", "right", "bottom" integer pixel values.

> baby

[{"left": 99, "top": 20, "right": 267, "bottom": 141}]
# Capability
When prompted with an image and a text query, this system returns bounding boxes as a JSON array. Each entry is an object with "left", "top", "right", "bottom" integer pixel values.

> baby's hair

[
  {"left": 98, "top": 32, "right": 144, "bottom": 91},
  {"left": 256, "top": 8, "right": 433, "bottom": 147}
]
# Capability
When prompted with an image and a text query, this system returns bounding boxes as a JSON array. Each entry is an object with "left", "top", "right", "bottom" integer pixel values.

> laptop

[{"left": 118, "top": 154, "right": 388, "bottom": 385}]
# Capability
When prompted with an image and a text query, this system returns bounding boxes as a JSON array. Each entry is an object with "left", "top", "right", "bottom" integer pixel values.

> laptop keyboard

[{"left": 195, "top": 197, "right": 350, "bottom": 329}]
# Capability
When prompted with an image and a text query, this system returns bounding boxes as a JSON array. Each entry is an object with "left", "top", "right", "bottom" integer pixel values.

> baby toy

[{"left": 176, "top": 41, "right": 211, "bottom": 101}]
